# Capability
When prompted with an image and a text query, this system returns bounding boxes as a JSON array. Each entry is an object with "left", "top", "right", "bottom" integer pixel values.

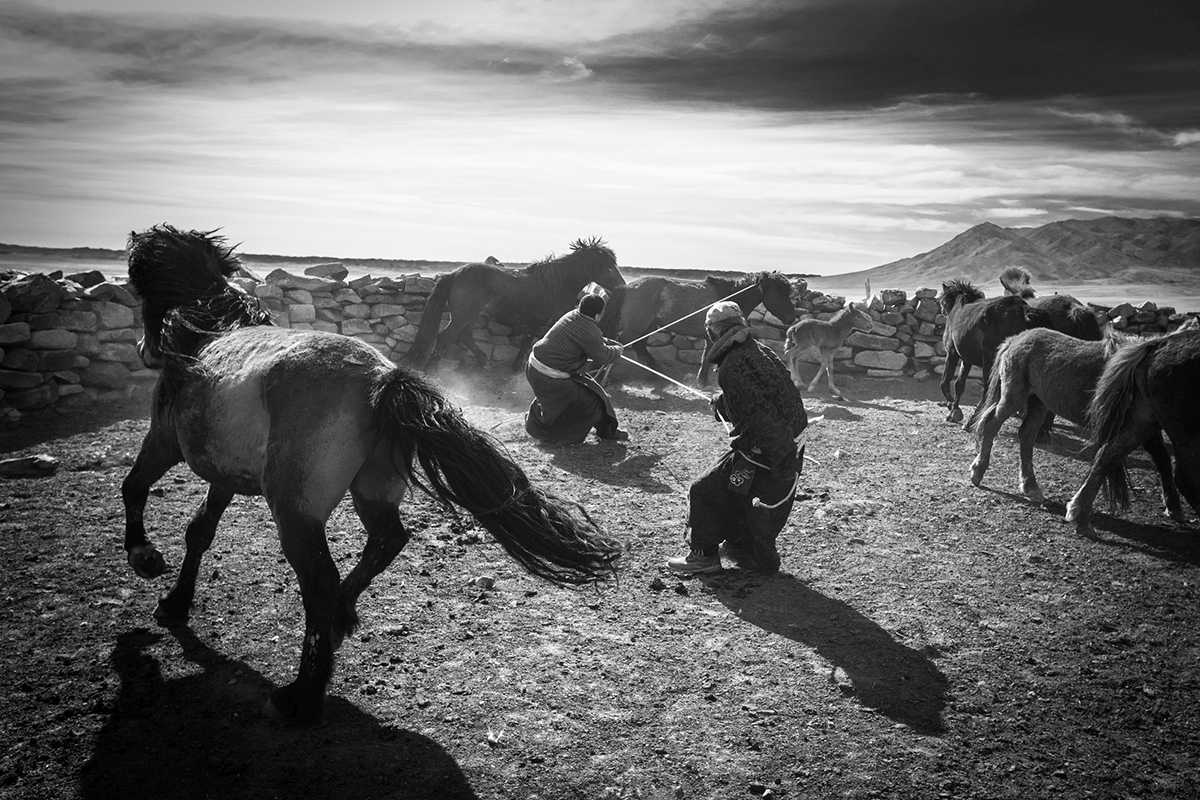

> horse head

[
  {"left": 758, "top": 272, "right": 798, "bottom": 325},
  {"left": 845, "top": 301, "right": 874, "bottom": 332},
  {"left": 999, "top": 266, "right": 1035, "bottom": 298},
  {"left": 568, "top": 236, "right": 625, "bottom": 292},
  {"left": 127, "top": 224, "right": 269, "bottom": 364},
  {"left": 939, "top": 279, "right": 984, "bottom": 315}
]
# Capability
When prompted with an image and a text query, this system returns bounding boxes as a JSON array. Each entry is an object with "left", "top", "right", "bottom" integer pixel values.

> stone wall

[{"left": 2, "top": 267, "right": 1197, "bottom": 423}]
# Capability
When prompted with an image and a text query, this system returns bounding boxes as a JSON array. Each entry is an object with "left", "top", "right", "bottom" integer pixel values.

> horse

[
  {"left": 1000, "top": 266, "right": 1103, "bottom": 341},
  {"left": 965, "top": 327, "right": 1182, "bottom": 521},
  {"left": 404, "top": 237, "right": 625, "bottom": 370},
  {"left": 603, "top": 271, "right": 797, "bottom": 385},
  {"left": 783, "top": 303, "right": 874, "bottom": 399},
  {"left": 938, "top": 279, "right": 1051, "bottom": 423},
  {"left": 122, "top": 224, "right": 621, "bottom": 724},
  {"left": 1065, "top": 325, "right": 1200, "bottom": 537}
]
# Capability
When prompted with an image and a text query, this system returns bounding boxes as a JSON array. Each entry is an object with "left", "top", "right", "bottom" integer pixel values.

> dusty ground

[{"left": 1, "top": 368, "right": 1198, "bottom": 800}]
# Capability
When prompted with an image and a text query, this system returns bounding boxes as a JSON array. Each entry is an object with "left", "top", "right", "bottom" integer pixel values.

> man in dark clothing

[
  {"left": 668, "top": 301, "right": 808, "bottom": 574},
  {"left": 525, "top": 293, "right": 628, "bottom": 444}
]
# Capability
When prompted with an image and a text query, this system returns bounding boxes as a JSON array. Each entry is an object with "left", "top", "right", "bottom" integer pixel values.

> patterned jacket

[{"left": 708, "top": 326, "right": 808, "bottom": 468}]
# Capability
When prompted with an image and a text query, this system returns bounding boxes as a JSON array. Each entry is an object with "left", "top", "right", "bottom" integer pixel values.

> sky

[{"left": 1, "top": 0, "right": 1198, "bottom": 275}]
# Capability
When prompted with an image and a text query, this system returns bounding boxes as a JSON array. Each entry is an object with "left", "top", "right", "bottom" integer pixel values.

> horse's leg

[
  {"left": 154, "top": 484, "right": 235, "bottom": 627},
  {"left": 949, "top": 361, "right": 970, "bottom": 424},
  {"left": 969, "top": 385, "right": 1023, "bottom": 490},
  {"left": 1170, "top": 439, "right": 1200, "bottom": 521},
  {"left": 264, "top": 429, "right": 367, "bottom": 724},
  {"left": 510, "top": 334, "right": 534, "bottom": 372},
  {"left": 1015, "top": 398, "right": 1050, "bottom": 502},
  {"left": 633, "top": 341, "right": 659, "bottom": 373},
  {"left": 785, "top": 350, "right": 803, "bottom": 390},
  {"left": 806, "top": 351, "right": 826, "bottom": 393},
  {"left": 122, "top": 421, "right": 183, "bottom": 579},
  {"left": 824, "top": 353, "right": 843, "bottom": 399},
  {"left": 267, "top": 503, "right": 341, "bottom": 723},
  {"left": 452, "top": 323, "right": 488, "bottom": 367},
  {"left": 940, "top": 348, "right": 961, "bottom": 421},
  {"left": 1141, "top": 430, "right": 1185, "bottom": 522},
  {"left": 336, "top": 490, "right": 412, "bottom": 646},
  {"left": 1066, "top": 429, "right": 1146, "bottom": 537}
]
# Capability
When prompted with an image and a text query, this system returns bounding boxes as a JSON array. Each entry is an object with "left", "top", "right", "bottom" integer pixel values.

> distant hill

[{"left": 829, "top": 216, "right": 1200, "bottom": 288}]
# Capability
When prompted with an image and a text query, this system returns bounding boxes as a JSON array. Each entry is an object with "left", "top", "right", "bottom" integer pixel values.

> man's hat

[{"left": 705, "top": 301, "right": 745, "bottom": 328}]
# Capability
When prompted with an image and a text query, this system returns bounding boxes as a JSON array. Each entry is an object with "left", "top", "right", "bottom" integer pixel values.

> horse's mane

[
  {"left": 128, "top": 224, "right": 241, "bottom": 307},
  {"left": 128, "top": 224, "right": 272, "bottom": 362},
  {"left": 704, "top": 270, "right": 786, "bottom": 294},
  {"left": 522, "top": 237, "right": 617, "bottom": 301},
  {"left": 999, "top": 266, "right": 1035, "bottom": 299},
  {"left": 941, "top": 279, "right": 985, "bottom": 310}
]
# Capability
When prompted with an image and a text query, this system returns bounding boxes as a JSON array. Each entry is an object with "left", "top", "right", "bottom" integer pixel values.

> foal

[{"left": 784, "top": 303, "right": 873, "bottom": 398}]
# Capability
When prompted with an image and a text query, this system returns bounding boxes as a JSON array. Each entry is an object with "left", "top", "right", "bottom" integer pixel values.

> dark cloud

[
  {"left": 0, "top": 3, "right": 558, "bottom": 89},
  {"left": 581, "top": 0, "right": 1200, "bottom": 129}
]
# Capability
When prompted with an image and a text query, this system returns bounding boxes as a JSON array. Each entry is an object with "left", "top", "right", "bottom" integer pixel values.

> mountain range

[{"left": 833, "top": 216, "right": 1200, "bottom": 287}]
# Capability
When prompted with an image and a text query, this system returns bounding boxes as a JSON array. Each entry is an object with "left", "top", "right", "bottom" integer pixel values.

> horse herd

[{"left": 118, "top": 225, "right": 1198, "bottom": 723}]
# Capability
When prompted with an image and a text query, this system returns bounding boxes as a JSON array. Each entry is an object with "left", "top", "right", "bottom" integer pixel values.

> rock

[
  {"left": 265, "top": 269, "right": 341, "bottom": 291},
  {"left": 0, "top": 369, "right": 43, "bottom": 389},
  {"left": 304, "top": 262, "right": 349, "bottom": 280},
  {"left": 83, "top": 282, "right": 137, "bottom": 305},
  {"left": 80, "top": 361, "right": 132, "bottom": 389},
  {"left": 649, "top": 577, "right": 667, "bottom": 591},
  {"left": 472, "top": 575, "right": 496, "bottom": 589},
  {"left": 880, "top": 289, "right": 907, "bottom": 305},
  {"left": 0, "top": 322, "right": 32, "bottom": 346},
  {"left": 92, "top": 301, "right": 135, "bottom": 329},
  {"left": 341, "top": 319, "right": 373, "bottom": 336},
  {"left": 4, "top": 274, "right": 66, "bottom": 313},
  {"left": 0, "top": 454, "right": 59, "bottom": 478},
  {"left": 288, "top": 304, "right": 316, "bottom": 324},
  {"left": 846, "top": 331, "right": 898, "bottom": 351},
  {"left": 30, "top": 329, "right": 78, "bottom": 350},
  {"left": 64, "top": 270, "right": 106, "bottom": 288}
]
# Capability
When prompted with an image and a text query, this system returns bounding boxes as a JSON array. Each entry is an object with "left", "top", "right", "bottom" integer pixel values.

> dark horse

[
  {"left": 965, "top": 327, "right": 1181, "bottom": 521},
  {"left": 939, "top": 276, "right": 1101, "bottom": 424},
  {"left": 122, "top": 225, "right": 620, "bottom": 723},
  {"left": 404, "top": 237, "right": 625, "bottom": 370},
  {"left": 603, "top": 272, "right": 797, "bottom": 385},
  {"left": 1066, "top": 324, "right": 1200, "bottom": 536}
]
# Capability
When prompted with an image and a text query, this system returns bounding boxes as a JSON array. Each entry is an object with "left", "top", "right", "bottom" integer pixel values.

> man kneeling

[{"left": 525, "top": 294, "right": 628, "bottom": 444}]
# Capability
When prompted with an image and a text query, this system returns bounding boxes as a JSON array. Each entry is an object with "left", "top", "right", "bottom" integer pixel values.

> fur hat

[{"left": 705, "top": 301, "right": 745, "bottom": 328}]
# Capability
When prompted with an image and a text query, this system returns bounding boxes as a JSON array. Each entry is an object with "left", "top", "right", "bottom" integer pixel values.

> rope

[
  {"left": 621, "top": 283, "right": 757, "bottom": 349},
  {"left": 618, "top": 354, "right": 713, "bottom": 401}
]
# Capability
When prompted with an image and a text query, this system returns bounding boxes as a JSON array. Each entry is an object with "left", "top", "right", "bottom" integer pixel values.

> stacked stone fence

[{"left": 3, "top": 266, "right": 1198, "bottom": 423}]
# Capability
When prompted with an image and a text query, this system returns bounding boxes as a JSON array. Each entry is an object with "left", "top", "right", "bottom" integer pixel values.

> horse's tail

[
  {"left": 405, "top": 272, "right": 455, "bottom": 366},
  {"left": 965, "top": 336, "right": 1010, "bottom": 433},
  {"left": 372, "top": 369, "right": 621, "bottom": 585},
  {"left": 1087, "top": 338, "right": 1160, "bottom": 510}
]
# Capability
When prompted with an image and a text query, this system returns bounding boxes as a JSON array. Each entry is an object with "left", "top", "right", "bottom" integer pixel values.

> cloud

[
  {"left": 576, "top": 0, "right": 1200, "bottom": 126},
  {"left": 1175, "top": 130, "right": 1200, "bottom": 147}
]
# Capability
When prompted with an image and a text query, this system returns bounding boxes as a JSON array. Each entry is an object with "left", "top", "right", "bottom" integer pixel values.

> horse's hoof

[
  {"left": 969, "top": 465, "right": 984, "bottom": 487},
  {"left": 266, "top": 684, "right": 324, "bottom": 726},
  {"left": 153, "top": 597, "right": 190, "bottom": 628},
  {"left": 947, "top": 408, "right": 964, "bottom": 423},
  {"left": 128, "top": 546, "right": 167, "bottom": 580},
  {"left": 1023, "top": 488, "right": 1046, "bottom": 504}
]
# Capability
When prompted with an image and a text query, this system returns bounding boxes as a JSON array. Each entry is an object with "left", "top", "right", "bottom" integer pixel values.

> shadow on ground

[
  {"left": 536, "top": 440, "right": 675, "bottom": 493},
  {"left": 703, "top": 573, "right": 947, "bottom": 735},
  {"left": 81, "top": 628, "right": 478, "bottom": 800},
  {"left": 0, "top": 398, "right": 151, "bottom": 452}
]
